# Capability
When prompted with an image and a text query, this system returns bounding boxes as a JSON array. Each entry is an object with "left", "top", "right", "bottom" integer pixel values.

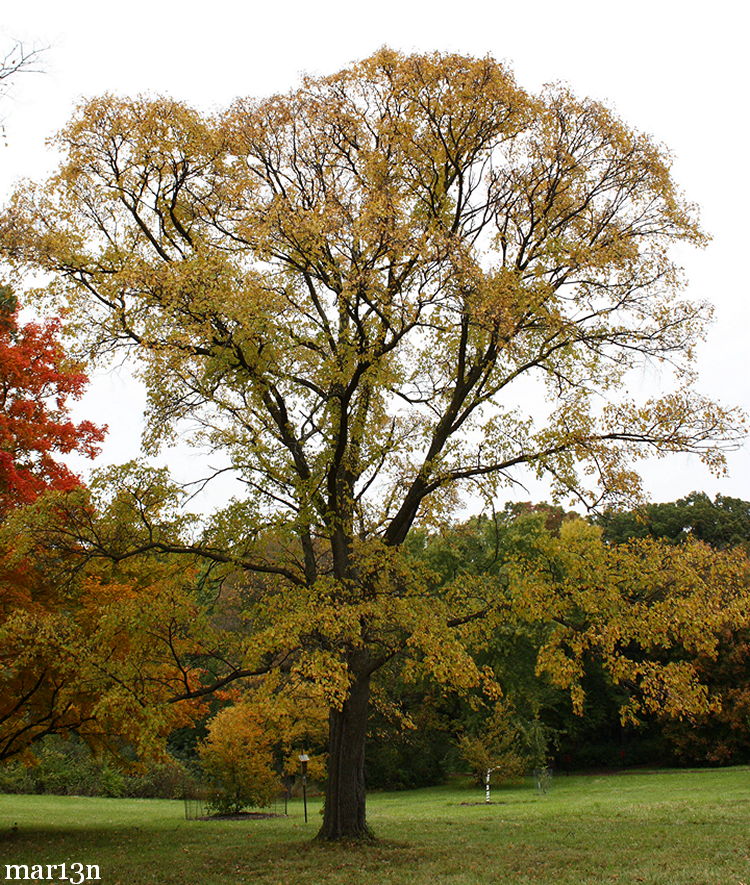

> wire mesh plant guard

[
  {"left": 181, "top": 778, "right": 210, "bottom": 820},
  {"left": 182, "top": 780, "right": 290, "bottom": 820},
  {"left": 533, "top": 767, "right": 553, "bottom": 794},
  {"left": 183, "top": 795, "right": 206, "bottom": 821}
]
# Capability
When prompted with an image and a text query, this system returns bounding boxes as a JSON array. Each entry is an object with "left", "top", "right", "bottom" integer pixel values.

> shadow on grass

[{"left": 0, "top": 821, "right": 430, "bottom": 885}]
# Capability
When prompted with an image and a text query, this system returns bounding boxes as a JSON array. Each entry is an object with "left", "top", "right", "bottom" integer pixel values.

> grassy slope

[{"left": 1, "top": 769, "right": 749, "bottom": 884}]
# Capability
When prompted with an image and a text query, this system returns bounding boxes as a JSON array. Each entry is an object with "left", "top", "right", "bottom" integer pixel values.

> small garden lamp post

[{"left": 299, "top": 753, "right": 310, "bottom": 823}]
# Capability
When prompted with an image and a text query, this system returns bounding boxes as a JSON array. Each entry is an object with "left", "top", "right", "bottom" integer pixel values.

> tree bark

[{"left": 317, "top": 665, "right": 373, "bottom": 840}]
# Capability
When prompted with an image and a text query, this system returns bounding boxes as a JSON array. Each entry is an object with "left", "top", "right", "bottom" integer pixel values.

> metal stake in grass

[{"left": 485, "top": 767, "right": 498, "bottom": 804}]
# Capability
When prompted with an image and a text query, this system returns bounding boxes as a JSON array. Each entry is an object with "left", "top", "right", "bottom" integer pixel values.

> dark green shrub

[{"left": 0, "top": 735, "right": 192, "bottom": 798}]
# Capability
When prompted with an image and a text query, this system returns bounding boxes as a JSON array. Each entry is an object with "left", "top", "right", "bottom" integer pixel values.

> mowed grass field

[{"left": 1, "top": 769, "right": 750, "bottom": 884}]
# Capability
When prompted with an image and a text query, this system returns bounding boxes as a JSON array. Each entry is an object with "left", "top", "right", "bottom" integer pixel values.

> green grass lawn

[{"left": 2, "top": 769, "right": 750, "bottom": 884}]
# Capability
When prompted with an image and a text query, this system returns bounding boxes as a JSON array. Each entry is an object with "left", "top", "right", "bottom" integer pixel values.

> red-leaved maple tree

[
  {"left": 0, "top": 285, "right": 105, "bottom": 514},
  {"left": 0, "top": 296, "right": 205, "bottom": 761}
]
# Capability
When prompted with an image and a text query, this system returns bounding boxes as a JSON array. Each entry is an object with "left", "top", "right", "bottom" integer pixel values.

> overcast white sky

[{"left": 1, "top": 0, "right": 748, "bottom": 512}]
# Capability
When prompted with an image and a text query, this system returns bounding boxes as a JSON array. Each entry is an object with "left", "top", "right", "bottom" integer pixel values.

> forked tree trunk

[{"left": 317, "top": 668, "right": 373, "bottom": 840}]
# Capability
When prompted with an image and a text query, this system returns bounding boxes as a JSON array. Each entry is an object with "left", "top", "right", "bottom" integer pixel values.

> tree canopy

[
  {"left": 1, "top": 49, "right": 744, "bottom": 839},
  {"left": 596, "top": 491, "right": 750, "bottom": 549}
]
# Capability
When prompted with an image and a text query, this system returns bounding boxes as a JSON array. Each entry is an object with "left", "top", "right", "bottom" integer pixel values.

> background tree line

[
  {"left": 2, "top": 485, "right": 748, "bottom": 805},
  {"left": 367, "top": 492, "right": 750, "bottom": 788}
]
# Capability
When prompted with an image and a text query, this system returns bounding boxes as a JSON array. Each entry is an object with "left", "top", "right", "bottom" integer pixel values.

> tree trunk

[{"left": 317, "top": 666, "right": 373, "bottom": 840}]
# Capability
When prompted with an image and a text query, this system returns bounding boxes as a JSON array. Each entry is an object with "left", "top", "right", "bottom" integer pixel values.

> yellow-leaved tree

[
  {"left": 199, "top": 683, "right": 327, "bottom": 813},
  {"left": 508, "top": 520, "right": 750, "bottom": 725},
  {"left": 1, "top": 50, "right": 744, "bottom": 839}
]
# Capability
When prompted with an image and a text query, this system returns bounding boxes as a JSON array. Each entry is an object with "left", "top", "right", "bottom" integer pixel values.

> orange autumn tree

[
  {"left": 199, "top": 704, "right": 281, "bottom": 813},
  {"left": 0, "top": 550, "right": 204, "bottom": 763},
  {"left": 0, "top": 473, "right": 238, "bottom": 764},
  {"left": 0, "top": 299, "right": 201, "bottom": 762},
  {"left": 2, "top": 50, "right": 744, "bottom": 839},
  {"left": 0, "top": 51, "right": 214, "bottom": 767},
  {"left": 0, "top": 286, "right": 108, "bottom": 760},
  {"left": 199, "top": 680, "right": 327, "bottom": 813}
]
